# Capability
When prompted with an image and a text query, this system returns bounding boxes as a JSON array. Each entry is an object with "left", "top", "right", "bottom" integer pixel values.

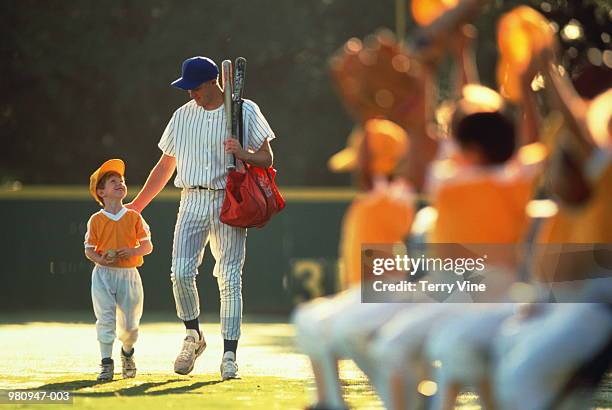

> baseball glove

[{"left": 329, "top": 30, "right": 427, "bottom": 132}]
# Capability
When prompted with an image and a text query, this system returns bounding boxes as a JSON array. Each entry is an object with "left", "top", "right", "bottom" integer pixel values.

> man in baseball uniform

[{"left": 127, "top": 56, "right": 275, "bottom": 379}]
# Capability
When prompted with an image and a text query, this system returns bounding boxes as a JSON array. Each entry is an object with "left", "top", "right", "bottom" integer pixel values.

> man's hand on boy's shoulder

[
  {"left": 124, "top": 202, "right": 141, "bottom": 213},
  {"left": 123, "top": 201, "right": 143, "bottom": 214}
]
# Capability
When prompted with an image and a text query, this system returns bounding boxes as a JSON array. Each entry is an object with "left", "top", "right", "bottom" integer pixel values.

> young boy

[{"left": 84, "top": 159, "right": 153, "bottom": 382}]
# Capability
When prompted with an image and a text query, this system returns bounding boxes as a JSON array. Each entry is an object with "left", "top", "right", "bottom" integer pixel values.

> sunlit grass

[
  {"left": 1, "top": 320, "right": 609, "bottom": 409},
  {"left": 0, "top": 321, "right": 383, "bottom": 409}
]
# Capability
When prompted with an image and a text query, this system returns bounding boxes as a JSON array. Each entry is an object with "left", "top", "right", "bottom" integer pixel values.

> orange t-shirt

[
  {"left": 340, "top": 185, "right": 414, "bottom": 288},
  {"left": 424, "top": 155, "right": 541, "bottom": 271},
  {"left": 84, "top": 207, "right": 151, "bottom": 268},
  {"left": 428, "top": 154, "right": 541, "bottom": 244},
  {"left": 533, "top": 162, "right": 612, "bottom": 282},
  {"left": 538, "top": 163, "right": 612, "bottom": 244}
]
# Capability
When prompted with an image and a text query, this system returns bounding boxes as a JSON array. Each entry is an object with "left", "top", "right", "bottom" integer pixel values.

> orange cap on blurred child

[
  {"left": 496, "top": 6, "right": 554, "bottom": 102},
  {"left": 89, "top": 159, "right": 125, "bottom": 206},
  {"left": 328, "top": 119, "right": 409, "bottom": 176},
  {"left": 411, "top": 0, "right": 459, "bottom": 26}
]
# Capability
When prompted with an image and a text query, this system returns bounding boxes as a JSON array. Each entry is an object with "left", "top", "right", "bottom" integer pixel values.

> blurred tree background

[{"left": 1, "top": 0, "right": 610, "bottom": 186}]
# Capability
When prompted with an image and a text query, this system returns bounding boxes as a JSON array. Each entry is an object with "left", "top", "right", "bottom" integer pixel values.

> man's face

[
  {"left": 188, "top": 80, "right": 215, "bottom": 107},
  {"left": 97, "top": 173, "right": 127, "bottom": 204}
]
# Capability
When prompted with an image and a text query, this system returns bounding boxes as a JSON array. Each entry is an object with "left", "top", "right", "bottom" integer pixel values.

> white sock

[
  {"left": 100, "top": 342, "right": 113, "bottom": 360},
  {"left": 186, "top": 329, "right": 200, "bottom": 341}
]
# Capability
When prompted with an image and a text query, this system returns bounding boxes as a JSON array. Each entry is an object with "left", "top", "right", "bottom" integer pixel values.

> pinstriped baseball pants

[{"left": 171, "top": 189, "right": 245, "bottom": 340}]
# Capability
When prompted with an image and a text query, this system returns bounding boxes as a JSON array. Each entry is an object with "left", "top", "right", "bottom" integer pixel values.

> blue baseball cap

[{"left": 171, "top": 56, "right": 219, "bottom": 90}]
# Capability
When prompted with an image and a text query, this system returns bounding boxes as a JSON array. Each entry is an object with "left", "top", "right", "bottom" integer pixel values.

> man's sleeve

[
  {"left": 135, "top": 214, "right": 152, "bottom": 243},
  {"left": 244, "top": 101, "right": 275, "bottom": 152},
  {"left": 84, "top": 215, "right": 98, "bottom": 249},
  {"left": 158, "top": 113, "right": 176, "bottom": 156}
]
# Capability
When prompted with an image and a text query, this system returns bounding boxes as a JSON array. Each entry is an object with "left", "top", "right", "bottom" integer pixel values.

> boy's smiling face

[{"left": 97, "top": 172, "right": 127, "bottom": 205}]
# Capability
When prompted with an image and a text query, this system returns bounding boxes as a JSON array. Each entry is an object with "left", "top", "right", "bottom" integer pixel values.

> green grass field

[
  {"left": 0, "top": 317, "right": 610, "bottom": 409},
  {"left": 0, "top": 319, "right": 383, "bottom": 410}
]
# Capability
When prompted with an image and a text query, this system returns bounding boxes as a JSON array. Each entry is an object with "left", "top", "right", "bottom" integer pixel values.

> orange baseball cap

[
  {"left": 411, "top": 0, "right": 459, "bottom": 26},
  {"left": 89, "top": 159, "right": 125, "bottom": 206},
  {"left": 328, "top": 119, "right": 409, "bottom": 175},
  {"left": 496, "top": 6, "right": 554, "bottom": 102}
]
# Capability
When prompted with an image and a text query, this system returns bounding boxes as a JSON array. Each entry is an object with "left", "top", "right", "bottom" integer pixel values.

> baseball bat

[
  {"left": 232, "top": 57, "right": 247, "bottom": 101},
  {"left": 221, "top": 59, "right": 235, "bottom": 170},
  {"left": 232, "top": 57, "right": 247, "bottom": 168}
]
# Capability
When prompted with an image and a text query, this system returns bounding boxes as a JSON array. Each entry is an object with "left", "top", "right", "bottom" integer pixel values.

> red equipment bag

[
  {"left": 219, "top": 70, "right": 284, "bottom": 228},
  {"left": 220, "top": 164, "right": 285, "bottom": 228}
]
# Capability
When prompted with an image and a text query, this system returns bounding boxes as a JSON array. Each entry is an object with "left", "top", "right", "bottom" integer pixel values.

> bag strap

[{"left": 238, "top": 98, "right": 245, "bottom": 157}]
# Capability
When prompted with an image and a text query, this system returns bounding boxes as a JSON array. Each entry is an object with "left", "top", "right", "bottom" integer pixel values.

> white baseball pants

[
  {"left": 91, "top": 265, "right": 143, "bottom": 355},
  {"left": 494, "top": 303, "right": 612, "bottom": 410}
]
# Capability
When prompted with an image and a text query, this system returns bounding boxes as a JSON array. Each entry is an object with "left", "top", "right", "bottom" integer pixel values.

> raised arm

[
  {"left": 396, "top": 64, "right": 439, "bottom": 191},
  {"left": 126, "top": 154, "right": 176, "bottom": 213},
  {"left": 539, "top": 54, "right": 595, "bottom": 159},
  {"left": 517, "top": 68, "right": 542, "bottom": 146},
  {"left": 452, "top": 24, "right": 479, "bottom": 92},
  {"left": 527, "top": 47, "right": 598, "bottom": 204}
]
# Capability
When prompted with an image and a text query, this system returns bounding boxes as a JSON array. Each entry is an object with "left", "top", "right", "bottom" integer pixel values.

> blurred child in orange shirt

[
  {"left": 293, "top": 119, "right": 414, "bottom": 410},
  {"left": 427, "top": 84, "right": 544, "bottom": 246}
]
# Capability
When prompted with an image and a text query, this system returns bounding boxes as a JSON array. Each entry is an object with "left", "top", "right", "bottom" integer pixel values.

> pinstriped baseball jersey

[{"left": 158, "top": 98, "right": 275, "bottom": 189}]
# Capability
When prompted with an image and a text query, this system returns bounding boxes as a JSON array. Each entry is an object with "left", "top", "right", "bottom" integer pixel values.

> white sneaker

[
  {"left": 174, "top": 331, "right": 206, "bottom": 375},
  {"left": 220, "top": 351, "right": 238, "bottom": 380},
  {"left": 120, "top": 349, "right": 136, "bottom": 378}
]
